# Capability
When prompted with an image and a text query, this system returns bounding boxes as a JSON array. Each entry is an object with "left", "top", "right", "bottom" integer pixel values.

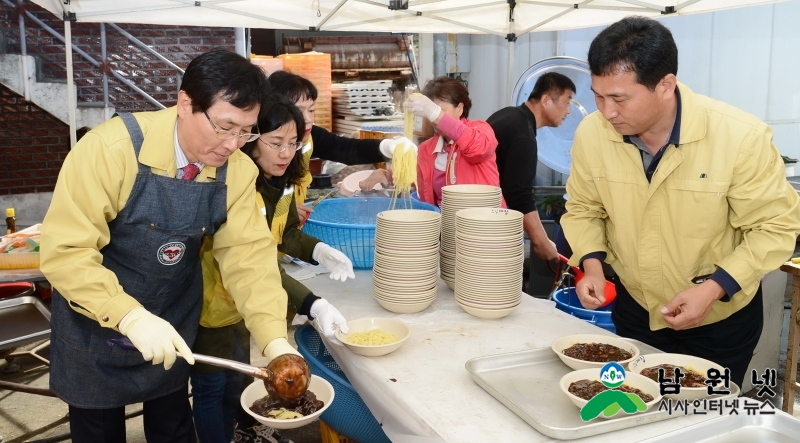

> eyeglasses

[
  {"left": 203, "top": 111, "right": 260, "bottom": 143},
  {"left": 257, "top": 138, "right": 303, "bottom": 153}
]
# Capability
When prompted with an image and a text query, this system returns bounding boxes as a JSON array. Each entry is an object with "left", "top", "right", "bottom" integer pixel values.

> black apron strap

[{"left": 117, "top": 113, "right": 149, "bottom": 174}]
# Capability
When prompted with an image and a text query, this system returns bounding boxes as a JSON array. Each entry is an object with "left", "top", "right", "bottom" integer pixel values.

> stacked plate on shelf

[
  {"left": 373, "top": 209, "right": 441, "bottom": 314},
  {"left": 439, "top": 185, "right": 503, "bottom": 289},
  {"left": 454, "top": 208, "right": 524, "bottom": 319}
]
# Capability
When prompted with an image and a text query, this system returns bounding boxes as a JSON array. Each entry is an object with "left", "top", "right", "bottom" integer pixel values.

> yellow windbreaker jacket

[
  {"left": 40, "top": 107, "right": 288, "bottom": 352},
  {"left": 562, "top": 83, "right": 800, "bottom": 330}
]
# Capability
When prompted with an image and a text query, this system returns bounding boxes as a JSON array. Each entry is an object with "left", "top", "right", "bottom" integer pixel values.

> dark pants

[
  {"left": 612, "top": 280, "right": 763, "bottom": 388},
  {"left": 68, "top": 386, "right": 195, "bottom": 443},
  {"left": 190, "top": 322, "right": 252, "bottom": 443}
]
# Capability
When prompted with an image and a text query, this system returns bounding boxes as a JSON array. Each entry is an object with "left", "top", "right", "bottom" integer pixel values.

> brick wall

[
  {"left": 0, "top": 1, "right": 236, "bottom": 195},
  {"left": 0, "top": 84, "right": 69, "bottom": 195},
  {"left": 0, "top": 2, "right": 235, "bottom": 111}
]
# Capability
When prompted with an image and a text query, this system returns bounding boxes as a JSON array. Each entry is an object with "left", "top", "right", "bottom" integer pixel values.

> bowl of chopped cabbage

[
  {"left": 336, "top": 317, "right": 410, "bottom": 357},
  {"left": 0, "top": 224, "right": 41, "bottom": 270}
]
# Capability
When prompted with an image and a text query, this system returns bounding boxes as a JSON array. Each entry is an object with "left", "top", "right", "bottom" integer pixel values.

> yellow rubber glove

[{"left": 118, "top": 306, "right": 195, "bottom": 370}]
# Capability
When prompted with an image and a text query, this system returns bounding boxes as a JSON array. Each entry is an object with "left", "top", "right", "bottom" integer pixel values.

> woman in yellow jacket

[{"left": 190, "top": 98, "right": 354, "bottom": 443}]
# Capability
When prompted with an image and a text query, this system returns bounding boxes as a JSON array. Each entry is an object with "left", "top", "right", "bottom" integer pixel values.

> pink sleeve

[
  {"left": 455, "top": 120, "right": 499, "bottom": 164},
  {"left": 435, "top": 113, "right": 466, "bottom": 141}
]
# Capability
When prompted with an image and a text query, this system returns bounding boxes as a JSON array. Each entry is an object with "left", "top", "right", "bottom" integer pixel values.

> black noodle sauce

[
  {"left": 562, "top": 343, "right": 633, "bottom": 362},
  {"left": 250, "top": 390, "right": 324, "bottom": 418},
  {"left": 640, "top": 364, "right": 706, "bottom": 388},
  {"left": 568, "top": 379, "right": 654, "bottom": 403}
]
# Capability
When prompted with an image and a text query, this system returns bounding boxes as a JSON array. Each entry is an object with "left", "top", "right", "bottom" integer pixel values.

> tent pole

[
  {"left": 506, "top": 1, "right": 516, "bottom": 106},
  {"left": 65, "top": 19, "right": 77, "bottom": 148},
  {"left": 234, "top": 28, "right": 246, "bottom": 57},
  {"left": 507, "top": 39, "right": 514, "bottom": 106}
]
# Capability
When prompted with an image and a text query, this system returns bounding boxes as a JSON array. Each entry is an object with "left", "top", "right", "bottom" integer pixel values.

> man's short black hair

[
  {"left": 268, "top": 71, "right": 319, "bottom": 103},
  {"left": 180, "top": 48, "right": 269, "bottom": 113},
  {"left": 588, "top": 16, "right": 678, "bottom": 91},
  {"left": 527, "top": 72, "right": 577, "bottom": 102}
]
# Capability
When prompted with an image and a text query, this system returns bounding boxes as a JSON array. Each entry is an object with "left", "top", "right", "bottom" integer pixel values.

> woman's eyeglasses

[{"left": 257, "top": 138, "right": 303, "bottom": 153}]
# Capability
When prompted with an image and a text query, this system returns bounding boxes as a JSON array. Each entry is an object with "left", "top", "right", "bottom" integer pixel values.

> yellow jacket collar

[
  {"left": 137, "top": 106, "right": 218, "bottom": 181},
  {"left": 602, "top": 82, "right": 707, "bottom": 146}
]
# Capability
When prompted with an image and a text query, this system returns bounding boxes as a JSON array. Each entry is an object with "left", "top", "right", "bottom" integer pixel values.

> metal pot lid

[{"left": 511, "top": 56, "right": 596, "bottom": 175}]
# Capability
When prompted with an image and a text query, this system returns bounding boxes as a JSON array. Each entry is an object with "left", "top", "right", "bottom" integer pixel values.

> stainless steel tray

[
  {"left": 638, "top": 410, "right": 800, "bottom": 442},
  {"left": 0, "top": 295, "right": 51, "bottom": 348},
  {"left": 465, "top": 340, "right": 741, "bottom": 440}
]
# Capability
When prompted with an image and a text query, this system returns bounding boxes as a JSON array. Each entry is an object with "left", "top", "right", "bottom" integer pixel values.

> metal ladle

[{"left": 106, "top": 338, "right": 307, "bottom": 400}]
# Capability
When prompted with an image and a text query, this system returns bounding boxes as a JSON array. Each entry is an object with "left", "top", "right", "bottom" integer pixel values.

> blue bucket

[
  {"left": 302, "top": 197, "right": 439, "bottom": 269},
  {"left": 552, "top": 287, "right": 616, "bottom": 333},
  {"left": 294, "top": 326, "right": 392, "bottom": 443}
]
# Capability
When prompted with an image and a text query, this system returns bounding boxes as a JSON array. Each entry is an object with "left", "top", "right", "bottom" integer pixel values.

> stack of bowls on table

[
  {"left": 439, "top": 185, "right": 503, "bottom": 289},
  {"left": 373, "top": 209, "right": 441, "bottom": 314},
  {"left": 454, "top": 208, "right": 524, "bottom": 319}
]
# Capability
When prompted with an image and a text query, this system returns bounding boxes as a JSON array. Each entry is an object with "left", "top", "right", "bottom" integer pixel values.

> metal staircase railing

[{"left": 2, "top": 0, "right": 182, "bottom": 113}]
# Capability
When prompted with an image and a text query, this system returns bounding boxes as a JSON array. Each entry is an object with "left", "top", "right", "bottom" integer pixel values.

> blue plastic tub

[
  {"left": 552, "top": 287, "right": 616, "bottom": 333},
  {"left": 301, "top": 197, "right": 439, "bottom": 269},
  {"left": 294, "top": 326, "right": 391, "bottom": 443}
]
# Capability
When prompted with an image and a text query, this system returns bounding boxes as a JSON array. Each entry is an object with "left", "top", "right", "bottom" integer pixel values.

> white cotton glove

[
  {"left": 312, "top": 243, "right": 356, "bottom": 282},
  {"left": 310, "top": 298, "right": 349, "bottom": 344},
  {"left": 405, "top": 94, "right": 442, "bottom": 122},
  {"left": 118, "top": 306, "right": 194, "bottom": 370},
  {"left": 263, "top": 337, "right": 302, "bottom": 360},
  {"left": 379, "top": 136, "right": 418, "bottom": 159}
]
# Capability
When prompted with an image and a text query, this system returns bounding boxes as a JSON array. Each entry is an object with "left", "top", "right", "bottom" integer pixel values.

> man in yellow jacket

[
  {"left": 40, "top": 49, "right": 300, "bottom": 442},
  {"left": 561, "top": 16, "right": 800, "bottom": 387}
]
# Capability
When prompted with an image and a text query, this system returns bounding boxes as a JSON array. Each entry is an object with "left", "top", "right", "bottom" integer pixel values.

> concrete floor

[{"left": 0, "top": 325, "right": 322, "bottom": 443}]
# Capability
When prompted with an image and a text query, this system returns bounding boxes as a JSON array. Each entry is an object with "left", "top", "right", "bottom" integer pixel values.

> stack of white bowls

[
  {"left": 373, "top": 209, "right": 441, "bottom": 314},
  {"left": 454, "top": 208, "right": 524, "bottom": 319},
  {"left": 440, "top": 185, "right": 503, "bottom": 289}
]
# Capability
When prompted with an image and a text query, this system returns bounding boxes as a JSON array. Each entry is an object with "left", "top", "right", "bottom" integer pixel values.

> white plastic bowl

[
  {"left": 240, "top": 375, "right": 333, "bottom": 429},
  {"left": 336, "top": 317, "right": 410, "bottom": 357},
  {"left": 456, "top": 300, "right": 518, "bottom": 319},
  {"left": 375, "top": 297, "right": 434, "bottom": 314},
  {"left": 559, "top": 368, "right": 662, "bottom": 418},
  {"left": 551, "top": 334, "right": 640, "bottom": 370},
  {"left": 628, "top": 353, "right": 728, "bottom": 400}
]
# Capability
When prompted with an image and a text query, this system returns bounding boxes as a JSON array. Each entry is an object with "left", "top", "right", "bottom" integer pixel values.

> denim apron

[{"left": 49, "top": 113, "right": 229, "bottom": 408}]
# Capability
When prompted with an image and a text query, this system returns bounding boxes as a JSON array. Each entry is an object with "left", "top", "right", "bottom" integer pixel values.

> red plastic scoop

[{"left": 558, "top": 254, "right": 616, "bottom": 307}]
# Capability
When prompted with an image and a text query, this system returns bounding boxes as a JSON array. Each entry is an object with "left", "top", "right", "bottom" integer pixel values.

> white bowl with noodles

[
  {"left": 335, "top": 317, "right": 410, "bottom": 357},
  {"left": 240, "top": 375, "right": 334, "bottom": 429},
  {"left": 551, "top": 334, "right": 640, "bottom": 370},
  {"left": 559, "top": 368, "right": 662, "bottom": 417},
  {"left": 628, "top": 353, "right": 730, "bottom": 400}
]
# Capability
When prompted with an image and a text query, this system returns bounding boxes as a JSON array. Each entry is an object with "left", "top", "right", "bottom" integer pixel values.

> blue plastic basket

[
  {"left": 552, "top": 287, "right": 616, "bottom": 333},
  {"left": 301, "top": 197, "right": 439, "bottom": 269},
  {"left": 295, "top": 326, "right": 392, "bottom": 443}
]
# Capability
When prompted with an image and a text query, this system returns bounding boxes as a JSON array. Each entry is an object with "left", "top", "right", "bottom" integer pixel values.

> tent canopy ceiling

[{"left": 31, "top": 0, "right": 780, "bottom": 36}]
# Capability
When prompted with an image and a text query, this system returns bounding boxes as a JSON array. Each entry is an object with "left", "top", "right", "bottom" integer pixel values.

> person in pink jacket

[{"left": 359, "top": 77, "right": 501, "bottom": 207}]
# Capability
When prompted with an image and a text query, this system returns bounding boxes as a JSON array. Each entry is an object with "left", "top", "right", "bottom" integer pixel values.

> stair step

[{"left": 0, "top": 53, "right": 113, "bottom": 129}]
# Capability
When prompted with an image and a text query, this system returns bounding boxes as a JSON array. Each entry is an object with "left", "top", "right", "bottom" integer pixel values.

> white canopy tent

[
  {"left": 30, "top": 0, "right": 782, "bottom": 35},
  {"left": 29, "top": 0, "right": 781, "bottom": 144}
]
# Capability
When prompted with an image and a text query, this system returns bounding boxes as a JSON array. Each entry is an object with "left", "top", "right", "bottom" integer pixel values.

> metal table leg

[{"left": 6, "top": 340, "right": 50, "bottom": 365}]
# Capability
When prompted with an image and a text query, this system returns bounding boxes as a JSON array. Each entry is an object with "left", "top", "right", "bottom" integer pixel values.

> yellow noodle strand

[{"left": 344, "top": 329, "right": 399, "bottom": 346}]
